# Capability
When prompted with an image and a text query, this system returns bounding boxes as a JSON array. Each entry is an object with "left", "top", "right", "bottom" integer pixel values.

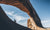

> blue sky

[
  {"left": 0, "top": 0, "right": 50, "bottom": 28},
  {"left": 30, "top": 0, "right": 50, "bottom": 27}
]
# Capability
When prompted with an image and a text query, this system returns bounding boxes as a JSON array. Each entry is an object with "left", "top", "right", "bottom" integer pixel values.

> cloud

[
  {"left": 14, "top": 15, "right": 28, "bottom": 22},
  {"left": 5, "top": 11, "right": 14, "bottom": 16},
  {"left": 4, "top": 11, "right": 29, "bottom": 27},
  {"left": 18, "top": 21, "right": 27, "bottom": 27},
  {"left": 41, "top": 20, "right": 50, "bottom": 27},
  {"left": 41, "top": 20, "right": 49, "bottom": 23},
  {"left": 5, "top": 11, "right": 29, "bottom": 21}
]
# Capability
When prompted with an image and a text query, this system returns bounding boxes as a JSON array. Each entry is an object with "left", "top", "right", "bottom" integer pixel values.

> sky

[
  {"left": 0, "top": 0, "right": 50, "bottom": 28},
  {"left": 30, "top": 0, "right": 50, "bottom": 28}
]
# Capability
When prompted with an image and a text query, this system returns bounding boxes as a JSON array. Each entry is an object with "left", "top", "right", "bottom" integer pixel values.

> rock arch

[{"left": 0, "top": 0, "right": 44, "bottom": 29}]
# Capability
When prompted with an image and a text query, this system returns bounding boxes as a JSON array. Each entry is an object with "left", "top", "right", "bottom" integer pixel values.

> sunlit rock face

[
  {"left": 0, "top": 0, "right": 30, "bottom": 14},
  {"left": 27, "top": 18, "right": 50, "bottom": 30}
]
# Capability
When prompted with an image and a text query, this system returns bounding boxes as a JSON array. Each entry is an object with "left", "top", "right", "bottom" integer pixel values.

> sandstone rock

[
  {"left": 0, "top": 0, "right": 50, "bottom": 30},
  {"left": 27, "top": 18, "right": 50, "bottom": 30}
]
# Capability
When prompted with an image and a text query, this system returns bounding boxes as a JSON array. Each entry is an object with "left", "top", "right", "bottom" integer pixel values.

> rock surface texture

[
  {"left": 0, "top": 0, "right": 50, "bottom": 30},
  {"left": 27, "top": 18, "right": 50, "bottom": 30}
]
